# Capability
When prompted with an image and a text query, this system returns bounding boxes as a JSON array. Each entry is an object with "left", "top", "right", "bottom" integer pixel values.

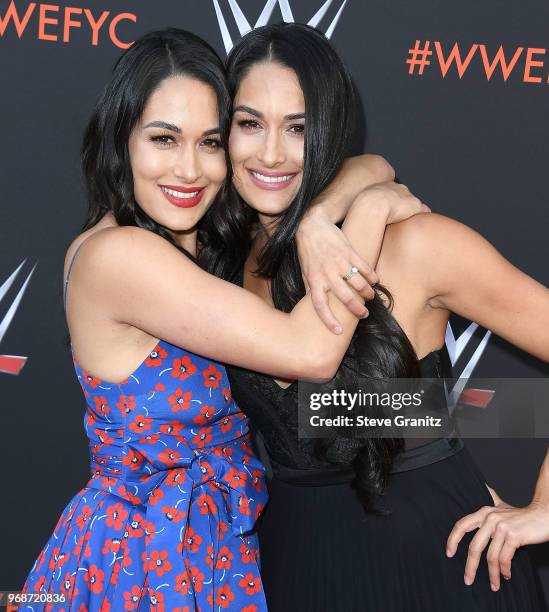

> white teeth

[
  {"left": 161, "top": 186, "right": 200, "bottom": 199},
  {"left": 251, "top": 171, "right": 294, "bottom": 184}
]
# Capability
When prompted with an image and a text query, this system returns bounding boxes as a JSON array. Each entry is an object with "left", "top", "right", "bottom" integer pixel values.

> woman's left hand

[
  {"left": 446, "top": 485, "right": 549, "bottom": 591},
  {"left": 295, "top": 207, "right": 379, "bottom": 331}
]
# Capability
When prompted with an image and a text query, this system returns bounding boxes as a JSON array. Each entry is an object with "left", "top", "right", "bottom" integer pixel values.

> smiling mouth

[
  {"left": 160, "top": 186, "right": 203, "bottom": 199},
  {"left": 159, "top": 185, "right": 207, "bottom": 208},
  {"left": 250, "top": 170, "right": 296, "bottom": 184}
]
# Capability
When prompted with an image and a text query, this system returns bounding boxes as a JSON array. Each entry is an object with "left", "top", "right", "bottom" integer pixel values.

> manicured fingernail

[
  {"left": 491, "top": 583, "right": 499, "bottom": 592},
  {"left": 446, "top": 548, "right": 453, "bottom": 558},
  {"left": 334, "top": 326, "right": 343, "bottom": 334},
  {"left": 504, "top": 575, "right": 511, "bottom": 581},
  {"left": 361, "top": 310, "right": 369, "bottom": 318},
  {"left": 464, "top": 576, "right": 472, "bottom": 586}
]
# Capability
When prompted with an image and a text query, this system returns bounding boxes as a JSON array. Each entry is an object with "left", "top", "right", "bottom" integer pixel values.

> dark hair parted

[
  {"left": 81, "top": 28, "right": 231, "bottom": 256},
  {"left": 200, "top": 23, "right": 420, "bottom": 513}
]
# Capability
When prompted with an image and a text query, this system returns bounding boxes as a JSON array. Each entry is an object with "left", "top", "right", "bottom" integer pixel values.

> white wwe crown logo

[
  {"left": 0, "top": 260, "right": 36, "bottom": 375},
  {"left": 445, "top": 321, "right": 492, "bottom": 413},
  {"left": 212, "top": 0, "right": 349, "bottom": 54}
]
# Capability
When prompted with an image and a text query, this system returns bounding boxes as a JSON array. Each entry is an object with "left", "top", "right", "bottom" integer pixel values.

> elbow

[
  {"left": 299, "top": 352, "right": 339, "bottom": 383},
  {"left": 370, "top": 154, "right": 395, "bottom": 183}
]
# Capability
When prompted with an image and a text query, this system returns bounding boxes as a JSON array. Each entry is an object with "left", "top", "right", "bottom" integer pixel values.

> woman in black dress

[{"left": 202, "top": 23, "right": 549, "bottom": 611}]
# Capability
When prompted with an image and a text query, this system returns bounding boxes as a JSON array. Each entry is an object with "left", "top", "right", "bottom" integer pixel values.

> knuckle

[{"left": 468, "top": 542, "right": 480, "bottom": 554}]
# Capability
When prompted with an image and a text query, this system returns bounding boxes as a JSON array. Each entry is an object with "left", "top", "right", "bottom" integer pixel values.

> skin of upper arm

[
  {"left": 382, "top": 213, "right": 549, "bottom": 362},
  {"left": 76, "top": 226, "right": 351, "bottom": 380}
]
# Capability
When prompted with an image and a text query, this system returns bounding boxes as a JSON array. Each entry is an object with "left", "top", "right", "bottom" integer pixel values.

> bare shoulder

[
  {"left": 380, "top": 212, "right": 480, "bottom": 266},
  {"left": 69, "top": 226, "right": 181, "bottom": 275}
]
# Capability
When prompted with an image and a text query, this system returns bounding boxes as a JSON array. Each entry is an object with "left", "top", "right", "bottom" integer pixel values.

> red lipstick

[{"left": 159, "top": 184, "right": 206, "bottom": 208}]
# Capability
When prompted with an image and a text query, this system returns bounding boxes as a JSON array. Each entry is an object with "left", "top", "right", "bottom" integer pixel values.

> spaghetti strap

[{"left": 63, "top": 240, "right": 86, "bottom": 311}]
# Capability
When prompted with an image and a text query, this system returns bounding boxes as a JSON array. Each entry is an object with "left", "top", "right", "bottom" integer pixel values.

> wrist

[
  {"left": 530, "top": 497, "right": 549, "bottom": 512},
  {"left": 301, "top": 199, "right": 338, "bottom": 227},
  {"left": 349, "top": 191, "right": 391, "bottom": 223}
]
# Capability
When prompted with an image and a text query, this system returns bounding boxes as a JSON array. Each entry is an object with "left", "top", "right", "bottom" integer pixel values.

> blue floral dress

[{"left": 20, "top": 338, "right": 269, "bottom": 612}]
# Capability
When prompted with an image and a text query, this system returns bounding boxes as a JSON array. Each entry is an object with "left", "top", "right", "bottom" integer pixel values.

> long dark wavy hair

[
  {"left": 199, "top": 23, "right": 421, "bottom": 513},
  {"left": 81, "top": 28, "right": 232, "bottom": 258}
]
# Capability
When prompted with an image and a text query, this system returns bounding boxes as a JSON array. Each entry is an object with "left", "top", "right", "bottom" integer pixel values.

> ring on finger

[{"left": 342, "top": 266, "right": 359, "bottom": 281}]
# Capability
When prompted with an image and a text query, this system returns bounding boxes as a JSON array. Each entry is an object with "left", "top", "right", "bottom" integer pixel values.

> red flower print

[
  {"left": 160, "top": 420, "right": 185, "bottom": 436},
  {"left": 86, "top": 408, "right": 96, "bottom": 427},
  {"left": 123, "top": 585, "right": 143, "bottom": 610},
  {"left": 251, "top": 470, "right": 263, "bottom": 492},
  {"left": 183, "top": 526, "right": 203, "bottom": 553},
  {"left": 239, "top": 573, "right": 262, "bottom": 596},
  {"left": 102, "top": 537, "right": 123, "bottom": 555},
  {"left": 206, "top": 545, "right": 215, "bottom": 569},
  {"left": 161, "top": 505, "right": 186, "bottom": 522},
  {"left": 128, "top": 414, "right": 153, "bottom": 434},
  {"left": 127, "top": 514, "right": 146, "bottom": 538},
  {"left": 237, "top": 495, "right": 251, "bottom": 516},
  {"left": 145, "top": 344, "right": 168, "bottom": 368},
  {"left": 193, "top": 405, "right": 215, "bottom": 426},
  {"left": 175, "top": 570, "right": 191, "bottom": 595},
  {"left": 216, "top": 546, "right": 233, "bottom": 570},
  {"left": 140, "top": 432, "right": 160, "bottom": 445},
  {"left": 220, "top": 415, "right": 233, "bottom": 433},
  {"left": 111, "top": 560, "right": 122, "bottom": 586},
  {"left": 149, "top": 589, "right": 166, "bottom": 612},
  {"left": 241, "top": 440, "right": 253, "bottom": 455},
  {"left": 34, "top": 574, "right": 46, "bottom": 592},
  {"left": 165, "top": 468, "right": 187, "bottom": 487},
  {"left": 240, "top": 540, "right": 256, "bottom": 564},
  {"left": 74, "top": 532, "right": 91, "bottom": 557},
  {"left": 61, "top": 571, "right": 78, "bottom": 598},
  {"left": 158, "top": 448, "right": 182, "bottom": 467},
  {"left": 215, "top": 584, "right": 235, "bottom": 608},
  {"left": 203, "top": 364, "right": 222, "bottom": 389},
  {"left": 116, "top": 394, "right": 136, "bottom": 416},
  {"left": 149, "top": 487, "right": 164, "bottom": 506},
  {"left": 84, "top": 564, "right": 105, "bottom": 594},
  {"left": 192, "top": 427, "right": 212, "bottom": 449},
  {"left": 94, "top": 396, "right": 111, "bottom": 416},
  {"left": 218, "top": 520, "right": 229, "bottom": 540},
  {"left": 168, "top": 388, "right": 192, "bottom": 412},
  {"left": 122, "top": 448, "right": 144, "bottom": 471},
  {"left": 144, "top": 520, "right": 156, "bottom": 546},
  {"left": 189, "top": 565, "right": 205, "bottom": 592},
  {"left": 224, "top": 467, "right": 247, "bottom": 489},
  {"left": 100, "top": 600, "right": 111, "bottom": 612},
  {"left": 221, "top": 387, "right": 231, "bottom": 402},
  {"left": 171, "top": 355, "right": 197, "bottom": 381},
  {"left": 94, "top": 428, "right": 114, "bottom": 446},
  {"left": 198, "top": 461, "right": 214, "bottom": 482},
  {"left": 82, "top": 371, "right": 102, "bottom": 389},
  {"left": 255, "top": 503, "right": 265, "bottom": 521},
  {"left": 75, "top": 505, "right": 93, "bottom": 531},
  {"left": 242, "top": 607, "right": 258, "bottom": 612},
  {"left": 196, "top": 493, "right": 217, "bottom": 515},
  {"left": 77, "top": 604, "right": 89, "bottom": 612},
  {"left": 147, "top": 549, "right": 172, "bottom": 577},
  {"left": 106, "top": 502, "right": 129, "bottom": 530},
  {"left": 101, "top": 476, "right": 117, "bottom": 489}
]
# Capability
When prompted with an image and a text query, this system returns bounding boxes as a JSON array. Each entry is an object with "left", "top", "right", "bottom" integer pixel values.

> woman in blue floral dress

[{"left": 19, "top": 27, "right": 410, "bottom": 612}]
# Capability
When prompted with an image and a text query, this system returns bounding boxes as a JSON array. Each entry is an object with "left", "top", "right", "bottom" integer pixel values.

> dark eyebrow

[
  {"left": 143, "top": 121, "right": 220, "bottom": 137},
  {"left": 233, "top": 106, "right": 305, "bottom": 121},
  {"left": 143, "top": 120, "right": 181, "bottom": 133}
]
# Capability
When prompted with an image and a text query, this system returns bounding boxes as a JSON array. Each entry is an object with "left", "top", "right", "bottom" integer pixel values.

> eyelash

[
  {"left": 149, "top": 134, "right": 222, "bottom": 150},
  {"left": 237, "top": 119, "right": 305, "bottom": 136}
]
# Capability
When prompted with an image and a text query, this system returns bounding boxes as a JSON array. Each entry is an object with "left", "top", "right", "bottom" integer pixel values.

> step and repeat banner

[{"left": 1, "top": 0, "right": 548, "bottom": 601}]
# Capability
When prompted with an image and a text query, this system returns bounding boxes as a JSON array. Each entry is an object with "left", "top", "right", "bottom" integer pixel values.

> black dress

[{"left": 227, "top": 277, "right": 544, "bottom": 611}]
